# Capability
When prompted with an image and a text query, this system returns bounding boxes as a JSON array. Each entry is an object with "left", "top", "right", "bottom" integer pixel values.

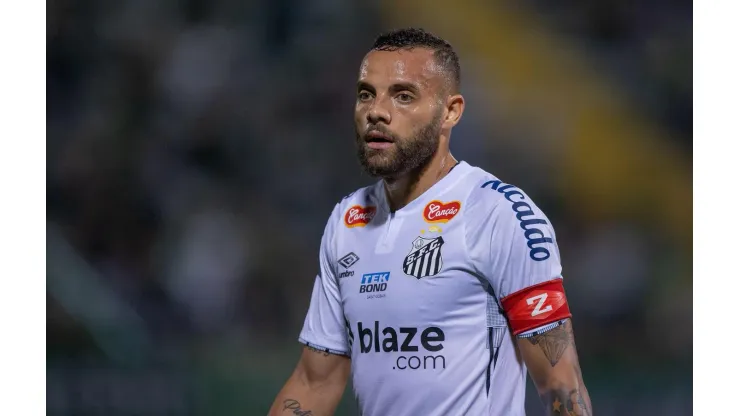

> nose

[{"left": 366, "top": 98, "right": 391, "bottom": 125}]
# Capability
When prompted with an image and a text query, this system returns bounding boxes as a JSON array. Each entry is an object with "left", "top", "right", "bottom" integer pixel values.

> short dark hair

[{"left": 371, "top": 28, "right": 461, "bottom": 93}]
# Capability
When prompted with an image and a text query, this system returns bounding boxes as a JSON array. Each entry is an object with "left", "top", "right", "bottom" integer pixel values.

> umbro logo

[{"left": 338, "top": 252, "right": 360, "bottom": 278}]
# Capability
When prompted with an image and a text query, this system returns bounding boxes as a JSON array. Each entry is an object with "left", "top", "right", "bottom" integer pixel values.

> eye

[
  {"left": 358, "top": 91, "right": 373, "bottom": 102},
  {"left": 396, "top": 93, "right": 414, "bottom": 103}
]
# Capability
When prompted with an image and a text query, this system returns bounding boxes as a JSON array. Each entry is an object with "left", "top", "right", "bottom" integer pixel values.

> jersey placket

[{"left": 376, "top": 211, "right": 404, "bottom": 254}]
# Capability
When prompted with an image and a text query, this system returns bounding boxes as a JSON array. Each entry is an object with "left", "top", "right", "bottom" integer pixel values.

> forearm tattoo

[
  {"left": 527, "top": 319, "right": 574, "bottom": 367},
  {"left": 540, "top": 388, "right": 591, "bottom": 416},
  {"left": 282, "top": 399, "right": 313, "bottom": 415},
  {"left": 529, "top": 320, "right": 592, "bottom": 415}
]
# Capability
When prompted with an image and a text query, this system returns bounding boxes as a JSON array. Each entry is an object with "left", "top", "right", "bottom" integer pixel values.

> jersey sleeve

[
  {"left": 298, "top": 204, "right": 350, "bottom": 356},
  {"left": 465, "top": 182, "right": 571, "bottom": 336}
]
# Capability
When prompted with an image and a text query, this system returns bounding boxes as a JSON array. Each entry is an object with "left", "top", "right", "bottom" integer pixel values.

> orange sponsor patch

[
  {"left": 423, "top": 200, "right": 461, "bottom": 224},
  {"left": 344, "top": 205, "right": 377, "bottom": 228}
]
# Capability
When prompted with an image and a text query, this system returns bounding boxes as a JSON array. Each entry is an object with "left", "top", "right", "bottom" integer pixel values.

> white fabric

[{"left": 299, "top": 161, "right": 564, "bottom": 416}]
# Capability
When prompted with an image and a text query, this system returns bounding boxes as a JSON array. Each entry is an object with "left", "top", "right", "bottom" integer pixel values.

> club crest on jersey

[
  {"left": 344, "top": 205, "right": 376, "bottom": 228},
  {"left": 423, "top": 200, "right": 461, "bottom": 224},
  {"left": 403, "top": 236, "right": 445, "bottom": 279}
]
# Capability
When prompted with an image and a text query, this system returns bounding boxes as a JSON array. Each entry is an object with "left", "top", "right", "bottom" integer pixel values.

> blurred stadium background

[{"left": 47, "top": 0, "right": 692, "bottom": 414}]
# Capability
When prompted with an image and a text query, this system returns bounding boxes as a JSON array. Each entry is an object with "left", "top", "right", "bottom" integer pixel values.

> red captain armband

[{"left": 500, "top": 279, "right": 572, "bottom": 336}]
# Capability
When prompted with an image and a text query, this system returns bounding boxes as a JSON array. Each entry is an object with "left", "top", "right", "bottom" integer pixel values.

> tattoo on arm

[
  {"left": 527, "top": 319, "right": 575, "bottom": 367},
  {"left": 540, "top": 388, "right": 591, "bottom": 416},
  {"left": 528, "top": 320, "right": 592, "bottom": 414},
  {"left": 306, "top": 346, "right": 330, "bottom": 357},
  {"left": 282, "top": 399, "right": 313, "bottom": 415}
]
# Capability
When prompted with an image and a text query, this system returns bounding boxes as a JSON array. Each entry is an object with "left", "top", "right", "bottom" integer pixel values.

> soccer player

[{"left": 268, "top": 28, "right": 592, "bottom": 416}]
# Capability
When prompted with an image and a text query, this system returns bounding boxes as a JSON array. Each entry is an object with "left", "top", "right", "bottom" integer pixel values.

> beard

[{"left": 355, "top": 110, "right": 443, "bottom": 178}]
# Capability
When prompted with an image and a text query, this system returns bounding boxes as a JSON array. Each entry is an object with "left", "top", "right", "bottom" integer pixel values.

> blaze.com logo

[{"left": 355, "top": 321, "right": 446, "bottom": 371}]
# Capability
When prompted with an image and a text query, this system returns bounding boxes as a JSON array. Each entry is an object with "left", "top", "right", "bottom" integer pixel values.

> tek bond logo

[{"left": 360, "top": 272, "right": 390, "bottom": 299}]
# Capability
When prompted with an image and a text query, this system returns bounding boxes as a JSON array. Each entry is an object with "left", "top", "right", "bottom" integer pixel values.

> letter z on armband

[{"left": 500, "top": 279, "right": 572, "bottom": 336}]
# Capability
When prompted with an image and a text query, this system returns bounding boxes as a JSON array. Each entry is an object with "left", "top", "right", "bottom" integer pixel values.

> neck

[{"left": 383, "top": 150, "right": 458, "bottom": 211}]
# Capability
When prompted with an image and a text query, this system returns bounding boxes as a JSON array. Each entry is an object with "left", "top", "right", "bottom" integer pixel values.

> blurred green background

[{"left": 47, "top": 0, "right": 692, "bottom": 414}]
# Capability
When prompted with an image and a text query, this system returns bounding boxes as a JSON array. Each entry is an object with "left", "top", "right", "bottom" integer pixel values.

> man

[{"left": 268, "top": 28, "right": 592, "bottom": 416}]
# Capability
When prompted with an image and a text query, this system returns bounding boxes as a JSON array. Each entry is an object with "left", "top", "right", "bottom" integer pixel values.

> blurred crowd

[
  {"left": 47, "top": 0, "right": 691, "bottom": 414},
  {"left": 48, "top": 0, "right": 380, "bottom": 345},
  {"left": 525, "top": 0, "right": 692, "bottom": 146}
]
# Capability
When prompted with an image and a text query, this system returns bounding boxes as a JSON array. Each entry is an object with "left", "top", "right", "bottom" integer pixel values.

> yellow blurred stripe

[{"left": 378, "top": 0, "right": 691, "bottom": 250}]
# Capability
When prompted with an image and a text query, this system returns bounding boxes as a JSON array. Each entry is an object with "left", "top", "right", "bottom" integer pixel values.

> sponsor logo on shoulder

[
  {"left": 344, "top": 205, "right": 376, "bottom": 228},
  {"left": 338, "top": 252, "right": 359, "bottom": 278},
  {"left": 480, "top": 179, "right": 553, "bottom": 261},
  {"left": 423, "top": 200, "right": 461, "bottom": 224}
]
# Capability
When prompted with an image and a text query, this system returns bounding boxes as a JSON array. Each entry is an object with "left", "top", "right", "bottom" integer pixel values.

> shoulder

[
  {"left": 327, "top": 182, "right": 383, "bottom": 229},
  {"left": 462, "top": 166, "right": 548, "bottom": 221},
  {"left": 318, "top": 183, "right": 380, "bottom": 261},
  {"left": 462, "top": 166, "right": 557, "bottom": 259}
]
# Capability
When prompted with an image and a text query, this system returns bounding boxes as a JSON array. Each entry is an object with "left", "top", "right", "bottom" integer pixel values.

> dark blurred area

[{"left": 47, "top": 1, "right": 692, "bottom": 415}]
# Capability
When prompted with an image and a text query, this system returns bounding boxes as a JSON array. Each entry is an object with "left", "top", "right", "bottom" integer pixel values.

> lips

[
  {"left": 364, "top": 130, "right": 394, "bottom": 143},
  {"left": 364, "top": 130, "right": 394, "bottom": 150}
]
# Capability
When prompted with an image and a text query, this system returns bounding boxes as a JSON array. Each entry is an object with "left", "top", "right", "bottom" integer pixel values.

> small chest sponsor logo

[
  {"left": 344, "top": 205, "right": 376, "bottom": 228},
  {"left": 359, "top": 272, "right": 390, "bottom": 295},
  {"left": 337, "top": 252, "right": 359, "bottom": 278},
  {"left": 423, "top": 200, "right": 461, "bottom": 224},
  {"left": 403, "top": 236, "right": 444, "bottom": 279}
]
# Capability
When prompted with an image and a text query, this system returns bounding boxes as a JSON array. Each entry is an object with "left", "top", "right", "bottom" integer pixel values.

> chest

[{"left": 334, "top": 209, "right": 485, "bottom": 326}]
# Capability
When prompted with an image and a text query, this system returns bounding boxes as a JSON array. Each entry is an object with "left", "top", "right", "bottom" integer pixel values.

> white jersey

[{"left": 299, "top": 161, "right": 564, "bottom": 416}]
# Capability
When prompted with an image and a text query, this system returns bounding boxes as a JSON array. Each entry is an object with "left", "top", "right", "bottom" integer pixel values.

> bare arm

[
  {"left": 268, "top": 345, "right": 351, "bottom": 416},
  {"left": 517, "top": 319, "right": 592, "bottom": 415}
]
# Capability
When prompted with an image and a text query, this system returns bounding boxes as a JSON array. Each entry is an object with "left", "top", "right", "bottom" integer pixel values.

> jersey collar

[{"left": 376, "top": 161, "right": 471, "bottom": 216}]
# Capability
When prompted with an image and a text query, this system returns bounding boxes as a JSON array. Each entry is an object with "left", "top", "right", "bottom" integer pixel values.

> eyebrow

[
  {"left": 357, "top": 81, "right": 422, "bottom": 95},
  {"left": 357, "top": 81, "right": 375, "bottom": 94},
  {"left": 389, "top": 82, "right": 421, "bottom": 95}
]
